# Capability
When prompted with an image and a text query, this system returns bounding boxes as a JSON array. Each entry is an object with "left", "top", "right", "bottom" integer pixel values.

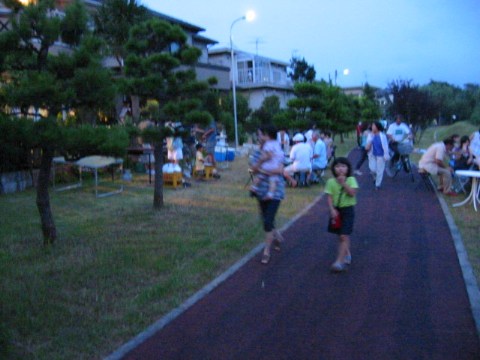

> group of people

[
  {"left": 164, "top": 121, "right": 221, "bottom": 183},
  {"left": 419, "top": 129, "right": 480, "bottom": 195},
  {"left": 282, "top": 127, "right": 334, "bottom": 187},
  {"left": 449, "top": 131, "right": 480, "bottom": 170},
  {"left": 354, "top": 115, "right": 480, "bottom": 195},
  {"left": 249, "top": 120, "right": 480, "bottom": 273},
  {"left": 137, "top": 119, "right": 222, "bottom": 181},
  {"left": 191, "top": 121, "right": 221, "bottom": 179},
  {"left": 249, "top": 124, "right": 357, "bottom": 273}
]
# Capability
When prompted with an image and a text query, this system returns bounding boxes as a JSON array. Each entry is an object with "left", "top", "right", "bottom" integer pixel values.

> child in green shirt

[{"left": 324, "top": 157, "right": 359, "bottom": 272}]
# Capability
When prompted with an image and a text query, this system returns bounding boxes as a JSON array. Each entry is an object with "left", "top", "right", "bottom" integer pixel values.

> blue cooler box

[
  {"left": 226, "top": 147, "right": 235, "bottom": 161},
  {"left": 214, "top": 146, "right": 227, "bottom": 162}
]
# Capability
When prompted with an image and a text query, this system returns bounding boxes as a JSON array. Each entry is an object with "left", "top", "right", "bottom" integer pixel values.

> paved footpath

[{"left": 109, "top": 149, "right": 480, "bottom": 360}]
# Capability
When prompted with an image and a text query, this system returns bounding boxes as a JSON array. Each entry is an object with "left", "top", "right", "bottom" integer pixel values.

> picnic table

[
  {"left": 53, "top": 155, "right": 123, "bottom": 198},
  {"left": 452, "top": 169, "right": 480, "bottom": 211}
]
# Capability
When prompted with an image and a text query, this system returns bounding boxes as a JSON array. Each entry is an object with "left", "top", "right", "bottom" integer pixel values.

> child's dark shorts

[{"left": 338, "top": 206, "right": 355, "bottom": 235}]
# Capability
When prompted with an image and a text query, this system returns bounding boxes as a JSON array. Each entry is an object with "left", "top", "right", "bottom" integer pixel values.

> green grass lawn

[{"left": 1, "top": 124, "right": 478, "bottom": 359}]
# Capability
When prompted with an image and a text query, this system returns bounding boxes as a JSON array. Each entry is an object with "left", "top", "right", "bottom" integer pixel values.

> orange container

[{"left": 163, "top": 172, "right": 182, "bottom": 188}]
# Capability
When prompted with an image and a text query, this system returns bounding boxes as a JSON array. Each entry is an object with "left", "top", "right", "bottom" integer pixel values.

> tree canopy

[
  {"left": 0, "top": 0, "right": 127, "bottom": 244},
  {"left": 0, "top": 0, "right": 116, "bottom": 124},
  {"left": 286, "top": 81, "right": 359, "bottom": 136},
  {"left": 122, "top": 18, "right": 213, "bottom": 208},
  {"left": 288, "top": 56, "right": 316, "bottom": 83},
  {"left": 93, "top": 0, "right": 148, "bottom": 69}
]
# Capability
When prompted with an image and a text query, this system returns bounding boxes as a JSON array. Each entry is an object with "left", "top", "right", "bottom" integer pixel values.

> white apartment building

[{"left": 208, "top": 48, "right": 294, "bottom": 110}]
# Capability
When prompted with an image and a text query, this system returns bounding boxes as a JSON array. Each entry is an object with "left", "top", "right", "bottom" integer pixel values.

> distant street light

[{"left": 230, "top": 10, "right": 255, "bottom": 149}]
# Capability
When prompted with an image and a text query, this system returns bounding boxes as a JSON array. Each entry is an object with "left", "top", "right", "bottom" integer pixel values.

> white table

[
  {"left": 53, "top": 156, "right": 123, "bottom": 198},
  {"left": 452, "top": 170, "right": 480, "bottom": 211}
]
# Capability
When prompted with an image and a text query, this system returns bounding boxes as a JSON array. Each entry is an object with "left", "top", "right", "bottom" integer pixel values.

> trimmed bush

[{"left": 0, "top": 115, "right": 35, "bottom": 172}]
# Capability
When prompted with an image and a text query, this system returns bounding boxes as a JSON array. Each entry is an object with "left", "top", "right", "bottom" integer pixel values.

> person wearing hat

[{"left": 283, "top": 133, "right": 313, "bottom": 187}]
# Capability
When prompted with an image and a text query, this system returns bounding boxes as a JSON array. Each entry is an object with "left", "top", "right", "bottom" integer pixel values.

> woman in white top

[{"left": 365, "top": 121, "right": 390, "bottom": 190}]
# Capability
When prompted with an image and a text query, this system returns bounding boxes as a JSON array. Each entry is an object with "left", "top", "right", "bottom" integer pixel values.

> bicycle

[{"left": 385, "top": 143, "right": 415, "bottom": 182}]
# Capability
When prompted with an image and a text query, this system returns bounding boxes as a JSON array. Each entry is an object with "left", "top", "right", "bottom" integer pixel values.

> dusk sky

[{"left": 142, "top": 0, "right": 480, "bottom": 89}]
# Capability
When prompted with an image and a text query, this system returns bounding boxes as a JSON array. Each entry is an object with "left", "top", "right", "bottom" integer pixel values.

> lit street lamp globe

[{"left": 246, "top": 10, "right": 256, "bottom": 22}]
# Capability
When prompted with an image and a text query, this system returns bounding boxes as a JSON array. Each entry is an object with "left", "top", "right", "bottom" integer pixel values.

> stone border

[{"left": 105, "top": 194, "right": 325, "bottom": 360}]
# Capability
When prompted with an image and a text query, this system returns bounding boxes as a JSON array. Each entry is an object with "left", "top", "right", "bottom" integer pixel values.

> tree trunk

[
  {"left": 153, "top": 142, "right": 164, "bottom": 209},
  {"left": 35, "top": 147, "right": 57, "bottom": 246},
  {"left": 77, "top": 107, "right": 97, "bottom": 125}
]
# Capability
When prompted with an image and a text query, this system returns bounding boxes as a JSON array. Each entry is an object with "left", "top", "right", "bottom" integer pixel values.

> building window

[{"left": 237, "top": 60, "right": 254, "bottom": 84}]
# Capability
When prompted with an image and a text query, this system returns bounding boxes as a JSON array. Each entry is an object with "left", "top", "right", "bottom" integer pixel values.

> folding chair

[
  {"left": 310, "top": 168, "right": 326, "bottom": 185},
  {"left": 293, "top": 171, "right": 310, "bottom": 187},
  {"left": 452, "top": 165, "right": 475, "bottom": 194}
]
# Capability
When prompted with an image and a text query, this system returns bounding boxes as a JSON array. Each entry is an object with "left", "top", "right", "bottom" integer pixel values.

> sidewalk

[{"left": 108, "top": 149, "right": 480, "bottom": 360}]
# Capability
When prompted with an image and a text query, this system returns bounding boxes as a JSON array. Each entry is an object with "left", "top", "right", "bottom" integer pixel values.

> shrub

[{"left": 0, "top": 115, "right": 35, "bottom": 172}]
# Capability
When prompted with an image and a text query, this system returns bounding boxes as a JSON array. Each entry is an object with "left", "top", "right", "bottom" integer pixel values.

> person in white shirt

[
  {"left": 283, "top": 133, "right": 313, "bottom": 187},
  {"left": 419, "top": 138, "right": 456, "bottom": 196},
  {"left": 386, "top": 114, "right": 412, "bottom": 162}
]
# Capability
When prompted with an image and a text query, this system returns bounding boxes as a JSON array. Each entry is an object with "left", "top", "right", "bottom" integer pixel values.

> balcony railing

[{"left": 236, "top": 68, "right": 292, "bottom": 88}]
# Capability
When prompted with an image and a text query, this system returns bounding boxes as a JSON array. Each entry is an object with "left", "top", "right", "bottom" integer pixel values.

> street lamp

[{"left": 230, "top": 10, "right": 255, "bottom": 149}]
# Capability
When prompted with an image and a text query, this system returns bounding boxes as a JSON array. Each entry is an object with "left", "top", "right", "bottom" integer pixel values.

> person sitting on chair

[
  {"left": 283, "top": 133, "right": 313, "bottom": 187},
  {"left": 194, "top": 143, "right": 205, "bottom": 179},
  {"left": 419, "top": 138, "right": 456, "bottom": 196},
  {"left": 453, "top": 135, "right": 474, "bottom": 171}
]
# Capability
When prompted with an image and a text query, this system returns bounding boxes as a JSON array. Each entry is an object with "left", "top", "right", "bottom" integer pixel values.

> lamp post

[{"left": 230, "top": 11, "right": 255, "bottom": 149}]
